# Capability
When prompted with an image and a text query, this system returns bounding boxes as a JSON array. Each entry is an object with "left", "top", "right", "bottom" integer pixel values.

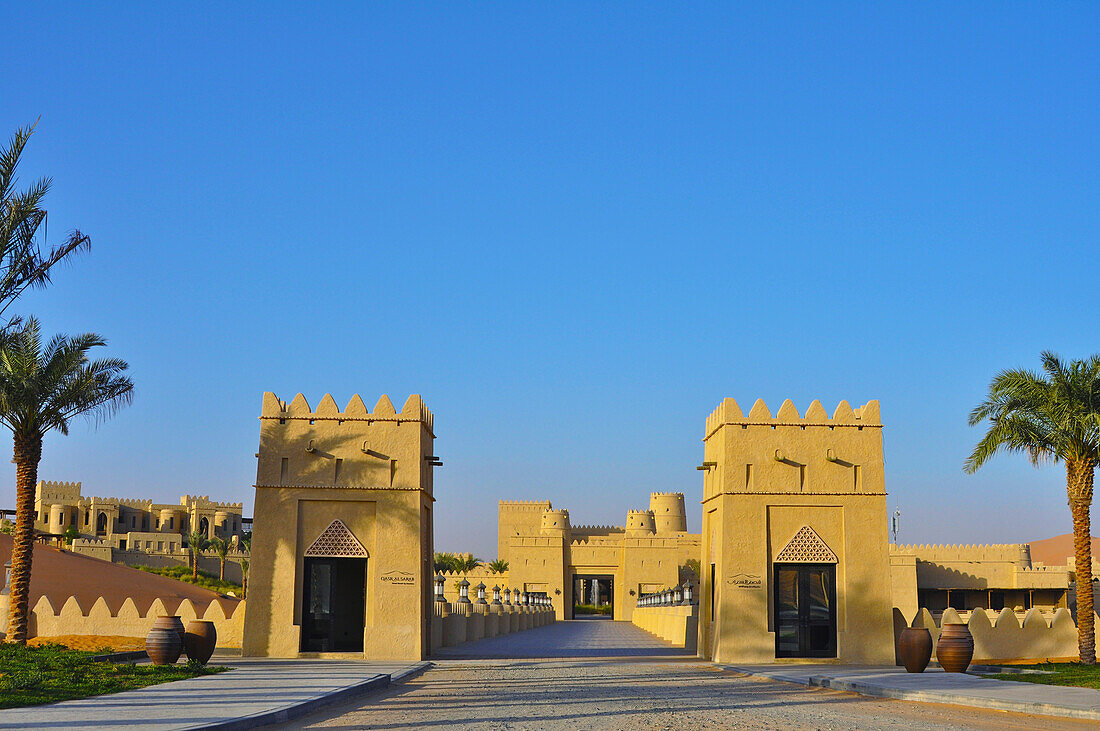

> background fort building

[
  {"left": 242, "top": 392, "right": 436, "bottom": 660},
  {"left": 499, "top": 492, "right": 700, "bottom": 621},
  {"left": 31, "top": 481, "right": 248, "bottom": 582}
]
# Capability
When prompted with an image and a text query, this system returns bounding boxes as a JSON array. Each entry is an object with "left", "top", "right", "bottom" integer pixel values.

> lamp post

[
  {"left": 475, "top": 582, "right": 487, "bottom": 605},
  {"left": 492, "top": 585, "right": 503, "bottom": 606},
  {"left": 504, "top": 588, "right": 512, "bottom": 605},
  {"left": 682, "top": 581, "right": 693, "bottom": 606},
  {"left": 458, "top": 578, "right": 471, "bottom": 604},
  {"left": 434, "top": 574, "right": 446, "bottom": 603}
]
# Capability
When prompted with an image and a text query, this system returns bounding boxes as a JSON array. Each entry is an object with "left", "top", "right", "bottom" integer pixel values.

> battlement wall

[
  {"left": 901, "top": 606, "right": 1084, "bottom": 663},
  {"left": 260, "top": 391, "right": 434, "bottom": 432},
  {"left": 183, "top": 495, "right": 244, "bottom": 510},
  {"left": 35, "top": 480, "right": 83, "bottom": 504},
  {"left": 26, "top": 595, "right": 245, "bottom": 648},
  {"left": 498, "top": 500, "right": 553, "bottom": 512},
  {"left": 703, "top": 397, "right": 886, "bottom": 498},
  {"left": 705, "top": 398, "right": 881, "bottom": 437},
  {"left": 892, "top": 543, "right": 1032, "bottom": 564},
  {"left": 571, "top": 524, "right": 622, "bottom": 533}
]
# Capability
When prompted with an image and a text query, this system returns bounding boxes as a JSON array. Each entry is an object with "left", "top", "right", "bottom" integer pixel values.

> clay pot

[
  {"left": 146, "top": 626, "right": 182, "bottom": 665},
  {"left": 155, "top": 615, "right": 186, "bottom": 643},
  {"left": 897, "top": 627, "right": 933, "bottom": 673},
  {"left": 183, "top": 620, "right": 218, "bottom": 665},
  {"left": 936, "top": 623, "right": 974, "bottom": 673}
]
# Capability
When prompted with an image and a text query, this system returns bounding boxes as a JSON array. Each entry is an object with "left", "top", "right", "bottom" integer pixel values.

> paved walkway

[
  {"left": 730, "top": 663, "right": 1100, "bottom": 722},
  {"left": 433, "top": 618, "right": 693, "bottom": 659},
  {"left": 0, "top": 658, "right": 427, "bottom": 731}
]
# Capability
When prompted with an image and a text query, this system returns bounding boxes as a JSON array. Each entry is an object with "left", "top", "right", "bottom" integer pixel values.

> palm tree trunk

[
  {"left": 1069, "top": 459, "right": 1096, "bottom": 665},
  {"left": 192, "top": 550, "right": 199, "bottom": 580},
  {"left": 219, "top": 558, "right": 225, "bottom": 582},
  {"left": 6, "top": 434, "right": 42, "bottom": 644}
]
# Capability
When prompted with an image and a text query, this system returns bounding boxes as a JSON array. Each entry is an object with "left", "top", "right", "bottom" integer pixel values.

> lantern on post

[
  {"left": 519, "top": 591, "right": 527, "bottom": 606},
  {"left": 434, "top": 574, "right": 446, "bottom": 603},
  {"left": 458, "top": 578, "right": 471, "bottom": 604},
  {"left": 475, "top": 581, "right": 487, "bottom": 605},
  {"left": 504, "top": 587, "right": 512, "bottom": 605},
  {"left": 673, "top": 585, "right": 682, "bottom": 604},
  {"left": 492, "top": 585, "right": 503, "bottom": 606},
  {"left": 682, "top": 581, "right": 693, "bottom": 605}
]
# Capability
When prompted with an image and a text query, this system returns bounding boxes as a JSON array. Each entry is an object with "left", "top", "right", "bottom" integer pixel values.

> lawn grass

[
  {"left": 981, "top": 662, "right": 1100, "bottom": 690},
  {"left": 573, "top": 603, "right": 612, "bottom": 616},
  {"left": 133, "top": 564, "right": 242, "bottom": 595},
  {"left": 0, "top": 642, "right": 226, "bottom": 708}
]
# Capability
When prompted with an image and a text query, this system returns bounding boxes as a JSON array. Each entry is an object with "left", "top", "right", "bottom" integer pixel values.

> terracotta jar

[
  {"left": 183, "top": 620, "right": 218, "bottom": 665},
  {"left": 897, "top": 628, "right": 933, "bottom": 673},
  {"left": 156, "top": 615, "right": 186, "bottom": 643},
  {"left": 936, "top": 623, "right": 974, "bottom": 673},
  {"left": 146, "top": 625, "right": 182, "bottom": 665}
]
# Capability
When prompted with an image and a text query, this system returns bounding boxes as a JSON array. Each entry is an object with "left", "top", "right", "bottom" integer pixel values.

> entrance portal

[
  {"left": 301, "top": 557, "right": 367, "bottom": 652},
  {"left": 774, "top": 564, "right": 836, "bottom": 658},
  {"left": 572, "top": 574, "right": 613, "bottom": 619}
]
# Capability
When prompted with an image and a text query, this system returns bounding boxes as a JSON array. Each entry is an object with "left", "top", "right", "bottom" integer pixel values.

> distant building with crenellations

[{"left": 32, "top": 481, "right": 248, "bottom": 582}]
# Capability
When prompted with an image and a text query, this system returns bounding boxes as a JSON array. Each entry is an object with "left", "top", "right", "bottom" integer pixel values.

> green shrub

[{"left": 133, "top": 564, "right": 241, "bottom": 594}]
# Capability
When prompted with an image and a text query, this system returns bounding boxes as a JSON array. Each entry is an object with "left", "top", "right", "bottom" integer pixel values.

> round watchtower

[
  {"left": 649, "top": 492, "right": 687, "bottom": 534},
  {"left": 625, "top": 509, "right": 657, "bottom": 536},
  {"left": 540, "top": 508, "right": 571, "bottom": 534}
]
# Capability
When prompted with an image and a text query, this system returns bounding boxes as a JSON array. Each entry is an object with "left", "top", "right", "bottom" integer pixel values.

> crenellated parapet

[
  {"left": 35, "top": 480, "right": 83, "bottom": 505},
  {"left": 705, "top": 397, "right": 882, "bottom": 437},
  {"left": 499, "top": 500, "right": 553, "bottom": 511},
  {"left": 260, "top": 392, "right": 434, "bottom": 435},
  {"left": 892, "top": 543, "right": 1033, "bottom": 564},
  {"left": 703, "top": 396, "right": 886, "bottom": 498},
  {"left": 182, "top": 495, "right": 244, "bottom": 510}
]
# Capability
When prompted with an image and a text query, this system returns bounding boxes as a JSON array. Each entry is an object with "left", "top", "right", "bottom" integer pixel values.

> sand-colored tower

[
  {"left": 540, "top": 508, "right": 571, "bottom": 535},
  {"left": 625, "top": 509, "right": 657, "bottom": 536},
  {"left": 243, "top": 392, "right": 436, "bottom": 661},
  {"left": 700, "top": 397, "right": 893, "bottom": 665},
  {"left": 649, "top": 492, "right": 687, "bottom": 534}
]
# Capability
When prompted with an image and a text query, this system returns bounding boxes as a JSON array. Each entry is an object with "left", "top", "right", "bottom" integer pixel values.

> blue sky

[{"left": 2, "top": 3, "right": 1098, "bottom": 558}]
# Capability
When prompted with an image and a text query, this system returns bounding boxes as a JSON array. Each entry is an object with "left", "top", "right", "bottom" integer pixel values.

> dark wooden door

[
  {"left": 301, "top": 557, "right": 366, "bottom": 652},
  {"left": 774, "top": 564, "right": 836, "bottom": 658}
]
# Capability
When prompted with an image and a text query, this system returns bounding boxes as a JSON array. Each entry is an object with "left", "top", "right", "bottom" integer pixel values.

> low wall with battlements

[
  {"left": 22, "top": 595, "right": 245, "bottom": 648},
  {"left": 894, "top": 605, "right": 1086, "bottom": 663}
]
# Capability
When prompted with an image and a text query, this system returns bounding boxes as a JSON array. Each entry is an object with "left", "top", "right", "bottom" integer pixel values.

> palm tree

[
  {"left": 0, "top": 318, "right": 131, "bottom": 643},
  {"left": 433, "top": 551, "right": 460, "bottom": 573},
  {"left": 0, "top": 123, "right": 91, "bottom": 333},
  {"left": 455, "top": 554, "right": 482, "bottom": 573},
  {"left": 188, "top": 529, "right": 210, "bottom": 580},
  {"left": 238, "top": 532, "right": 252, "bottom": 598},
  {"left": 488, "top": 559, "right": 509, "bottom": 574},
  {"left": 209, "top": 536, "right": 230, "bottom": 582},
  {"left": 966, "top": 352, "right": 1100, "bottom": 664}
]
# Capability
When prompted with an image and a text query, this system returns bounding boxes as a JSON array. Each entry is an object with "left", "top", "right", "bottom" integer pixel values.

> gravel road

[{"left": 283, "top": 658, "right": 1093, "bottom": 730}]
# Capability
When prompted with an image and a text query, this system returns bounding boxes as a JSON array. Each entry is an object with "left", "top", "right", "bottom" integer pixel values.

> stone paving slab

[
  {"left": 0, "top": 657, "right": 429, "bottom": 731},
  {"left": 727, "top": 663, "right": 1100, "bottom": 722},
  {"left": 433, "top": 619, "right": 694, "bottom": 659}
]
